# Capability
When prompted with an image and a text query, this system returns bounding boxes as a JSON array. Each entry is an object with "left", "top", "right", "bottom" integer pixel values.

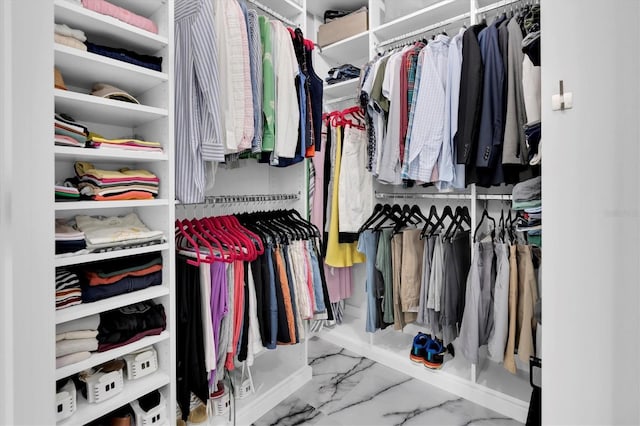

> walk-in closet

[{"left": 1, "top": 0, "right": 640, "bottom": 425}]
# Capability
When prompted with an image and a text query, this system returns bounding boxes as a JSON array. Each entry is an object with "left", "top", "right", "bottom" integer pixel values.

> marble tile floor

[{"left": 253, "top": 337, "right": 524, "bottom": 426}]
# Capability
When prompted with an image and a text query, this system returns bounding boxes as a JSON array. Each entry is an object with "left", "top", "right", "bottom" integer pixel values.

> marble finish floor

[{"left": 253, "top": 337, "right": 523, "bottom": 426}]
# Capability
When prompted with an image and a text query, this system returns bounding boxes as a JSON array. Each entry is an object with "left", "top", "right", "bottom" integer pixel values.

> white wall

[{"left": 542, "top": 0, "right": 640, "bottom": 424}]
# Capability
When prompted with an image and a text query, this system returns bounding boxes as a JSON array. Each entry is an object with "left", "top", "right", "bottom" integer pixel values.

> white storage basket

[
  {"left": 83, "top": 368, "right": 124, "bottom": 403},
  {"left": 131, "top": 392, "right": 167, "bottom": 426},
  {"left": 124, "top": 346, "right": 159, "bottom": 380},
  {"left": 55, "top": 379, "right": 76, "bottom": 422}
]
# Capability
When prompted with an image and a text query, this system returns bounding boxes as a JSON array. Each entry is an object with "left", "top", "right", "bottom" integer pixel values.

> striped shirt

[
  {"left": 175, "top": 0, "right": 224, "bottom": 204},
  {"left": 247, "top": 10, "right": 263, "bottom": 154},
  {"left": 406, "top": 34, "right": 451, "bottom": 183}
]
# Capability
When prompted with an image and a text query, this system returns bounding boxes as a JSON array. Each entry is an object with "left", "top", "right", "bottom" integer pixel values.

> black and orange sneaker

[{"left": 410, "top": 332, "right": 430, "bottom": 363}]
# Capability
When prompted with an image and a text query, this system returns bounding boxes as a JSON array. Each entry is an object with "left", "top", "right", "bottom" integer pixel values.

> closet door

[{"left": 542, "top": 0, "right": 640, "bottom": 424}]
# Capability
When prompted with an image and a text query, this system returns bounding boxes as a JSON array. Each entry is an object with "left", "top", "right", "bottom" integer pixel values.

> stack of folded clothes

[
  {"left": 56, "top": 269, "right": 82, "bottom": 310},
  {"left": 55, "top": 183, "right": 81, "bottom": 201},
  {"left": 55, "top": 218, "right": 87, "bottom": 254},
  {"left": 97, "top": 301, "right": 166, "bottom": 352},
  {"left": 325, "top": 64, "right": 361, "bottom": 85},
  {"left": 74, "top": 161, "right": 159, "bottom": 201},
  {"left": 74, "top": 212, "right": 165, "bottom": 252},
  {"left": 54, "top": 23, "right": 87, "bottom": 51},
  {"left": 81, "top": 253, "right": 163, "bottom": 303},
  {"left": 55, "top": 113, "right": 89, "bottom": 148},
  {"left": 89, "top": 135, "right": 163, "bottom": 153},
  {"left": 56, "top": 314, "right": 100, "bottom": 368},
  {"left": 81, "top": 0, "right": 158, "bottom": 34},
  {"left": 512, "top": 176, "right": 542, "bottom": 247},
  {"left": 86, "top": 42, "right": 163, "bottom": 72}
]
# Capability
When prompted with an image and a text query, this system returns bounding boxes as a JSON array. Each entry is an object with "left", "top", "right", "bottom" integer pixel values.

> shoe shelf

[
  {"left": 210, "top": 346, "right": 312, "bottom": 426},
  {"left": 56, "top": 331, "right": 170, "bottom": 380},
  {"left": 57, "top": 371, "right": 170, "bottom": 426},
  {"left": 318, "top": 309, "right": 530, "bottom": 423},
  {"left": 56, "top": 285, "right": 170, "bottom": 325}
]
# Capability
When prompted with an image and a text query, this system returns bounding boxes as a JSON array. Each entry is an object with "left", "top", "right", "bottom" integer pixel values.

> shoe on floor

[
  {"left": 410, "top": 332, "right": 430, "bottom": 363},
  {"left": 423, "top": 337, "right": 445, "bottom": 369}
]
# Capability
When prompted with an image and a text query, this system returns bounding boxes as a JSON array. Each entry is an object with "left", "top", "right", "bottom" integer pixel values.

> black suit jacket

[{"left": 454, "top": 24, "right": 486, "bottom": 165}]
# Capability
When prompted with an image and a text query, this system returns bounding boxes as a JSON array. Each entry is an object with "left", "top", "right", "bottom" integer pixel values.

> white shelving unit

[
  {"left": 55, "top": 285, "right": 170, "bottom": 324},
  {"left": 311, "top": 0, "right": 532, "bottom": 422},
  {"left": 52, "top": 0, "right": 175, "bottom": 424},
  {"left": 54, "top": 243, "right": 170, "bottom": 267}
]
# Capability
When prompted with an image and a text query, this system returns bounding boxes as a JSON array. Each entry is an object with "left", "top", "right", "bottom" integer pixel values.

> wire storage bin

[{"left": 124, "top": 346, "right": 159, "bottom": 380}]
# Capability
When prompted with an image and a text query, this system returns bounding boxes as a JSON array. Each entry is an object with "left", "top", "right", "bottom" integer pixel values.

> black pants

[{"left": 176, "top": 257, "right": 209, "bottom": 420}]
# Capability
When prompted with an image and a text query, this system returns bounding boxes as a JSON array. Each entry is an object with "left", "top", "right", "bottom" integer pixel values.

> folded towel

[
  {"left": 56, "top": 337, "right": 98, "bottom": 357},
  {"left": 55, "top": 23, "right": 87, "bottom": 42},
  {"left": 54, "top": 33, "right": 87, "bottom": 51},
  {"left": 56, "top": 330, "right": 99, "bottom": 341},
  {"left": 56, "top": 314, "right": 100, "bottom": 334},
  {"left": 56, "top": 351, "right": 91, "bottom": 368}
]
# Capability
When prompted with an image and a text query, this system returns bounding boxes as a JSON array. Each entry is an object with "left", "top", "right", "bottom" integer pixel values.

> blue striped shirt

[{"left": 175, "top": 0, "right": 224, "bottom": 203}]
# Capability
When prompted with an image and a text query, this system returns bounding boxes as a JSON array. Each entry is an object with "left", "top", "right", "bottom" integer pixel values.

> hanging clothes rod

[
  {"left": 247, "top": 0, "right": 298, "bottom": 27},
  {"left": 177, "top": 192, "right": 300, "bottom": 206},
  {"left": 375, "top": 192, "right": 472, "bottom": 200},
  {"left": 375, "top": 192, "right": 513, "bottom": 201},
  {"left": 476, "top": 0, "right": 522, "bottom": 15},
  {"left": 376, "top": 11, "right": 471, "bottom": 49}
]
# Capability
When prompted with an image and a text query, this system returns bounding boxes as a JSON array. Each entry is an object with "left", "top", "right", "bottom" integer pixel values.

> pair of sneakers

[{"left": 409, "top": 332, "right": 446, "bottom": 369}]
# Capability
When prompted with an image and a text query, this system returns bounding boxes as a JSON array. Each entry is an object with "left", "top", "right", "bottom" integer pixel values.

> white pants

[{"left": 338, "top": 126, "right": 374, "bottom": 233}]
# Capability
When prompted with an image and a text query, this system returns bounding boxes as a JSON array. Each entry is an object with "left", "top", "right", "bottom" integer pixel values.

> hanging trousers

[{"left": 176, "top": 257, "right": 209, "bottom": 421}]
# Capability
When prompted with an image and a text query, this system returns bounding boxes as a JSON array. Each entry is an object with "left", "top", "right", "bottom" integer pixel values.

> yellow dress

[{"left": 325, "top": 126, "right": 366, "bottom": 267}]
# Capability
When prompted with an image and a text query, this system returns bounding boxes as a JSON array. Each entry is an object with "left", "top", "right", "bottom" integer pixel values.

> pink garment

[
  {"left": 82, "top": 0, "right": 158, "bottom": 34},
  {"left": 324, "top": 264, "right": 352, "bottom": 303},
  {"left": 234, "top": 1, "right": 254, "bottom": 150},
  {"left": 302, "top": 243, "right": 317, "bottom": 312},
  {"left": 310, "top": 123, "right": 326, "bottom": 231}
]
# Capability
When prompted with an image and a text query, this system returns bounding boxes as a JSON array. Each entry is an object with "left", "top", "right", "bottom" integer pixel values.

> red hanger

[
  {"left": 201, "top": 216, "right": 237, "bottom": 263},
  {"left": 190, "top": 218, "right": 228, "bottom": 262},
  {"left": 219, "top": 215, "right": 258, "bottom": 261},
  {"left": 180, "top": 218, "right": 219, "bottom": 263},
  {"left": 228, "top": 215, "right": 265, "bottom": 256}
]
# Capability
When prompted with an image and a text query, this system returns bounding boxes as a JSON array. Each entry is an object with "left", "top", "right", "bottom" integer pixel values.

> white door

[{"left": 542, "top": 0, "right": 640, "bottom": 424}]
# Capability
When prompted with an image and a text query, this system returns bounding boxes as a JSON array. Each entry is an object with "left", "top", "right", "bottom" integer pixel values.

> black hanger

[
  {"left": 429, "top": 205, "right": 454, "bottom": 237},
  {"left": 444, "top": 206, "right": 471, "bottom": 240},
  {"left": 392, "top": 204, "right": 426, "bottom": 234},
  {"left": 473, "top": 209, "right": 496, "bottom": 243},
  {"left": 420, "top": 205, "right": 440, "bottom": 239},
  {"left": 371, "top": 204, "right": 405, "bottom": 232}
]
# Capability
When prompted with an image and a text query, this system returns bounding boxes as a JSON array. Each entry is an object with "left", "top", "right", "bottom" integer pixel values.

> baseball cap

[{"left": 91, "top": 83, "right": 139, "bottom": 104}]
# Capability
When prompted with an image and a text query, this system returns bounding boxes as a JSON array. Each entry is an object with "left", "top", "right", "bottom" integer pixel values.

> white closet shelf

[
  {"left": 54, "top": 44, "right": 168, "bottom": 96},
  {"left": 372, "top": 0, "right": 468, "bottom": 42},
  {"left": 54, "top": 0, "right": 168, "bottom": 54},
  {"left": 324, "top": 79, "right": 360, "bottom": 100},
  {"left": 318, "top": 311, "right": 529, "bottom": 423},
  {"left": 253, "top": 0, "right": 304, "bottom": 19},
  {"left": 55, "top": 243, "right": 169, "bottom": 268},
  {"left": 56, "top": 331, "right": 170, "bottom": 380},
  {"left": 54, "top": 89, "right": 168, "bottom": 128},
  {"left": 55, "top": 146, "right": 168, "bottom": 162},
  {"left": 55, "top": 199, "right": 169, "bottom": 211},
  {"left": 57, "top": 371, "right": 170, "bottom": 426},
  {"left": 56, "top": 286, "right": 170, "bottom": 325},
  {"left": 318, "top": 31, "right": 369, "bottom": 64}
]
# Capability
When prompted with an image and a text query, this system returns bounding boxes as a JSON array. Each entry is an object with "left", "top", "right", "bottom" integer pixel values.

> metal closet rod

[
  {"left": 375, "top": 192, "right": 512, "bottom": 201},
  {"left": 375, "top": 11, "right": 471, "bottom": 49},
  {"left": 177, "top": 192, "right": 300, "bottom": 206},
  {"left": 247, "top": 0, "right": 297, "bottom": 27},
  {"left": 476, "top": 0, "right": 528, "bottom": 15}
]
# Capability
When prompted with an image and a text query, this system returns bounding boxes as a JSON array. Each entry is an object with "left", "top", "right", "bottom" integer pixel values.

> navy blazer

[{"left": 476, "top": 18, "right": 506, "bottom": 169}]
